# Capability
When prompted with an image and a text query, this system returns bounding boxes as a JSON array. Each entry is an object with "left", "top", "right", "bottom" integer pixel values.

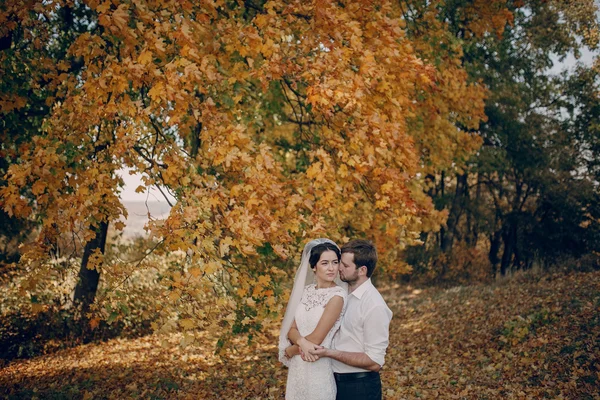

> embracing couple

[{"left": 278, "top": 238, "right": 393, "bottom": 400}]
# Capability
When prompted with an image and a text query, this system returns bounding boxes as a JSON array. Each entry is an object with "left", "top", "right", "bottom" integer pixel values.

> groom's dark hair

[
  {"left": 309, "top": 243, "right": 341, "bottom": 268},
  {"left": 341, "top": 239, "right": 377, "bottom": 277}
]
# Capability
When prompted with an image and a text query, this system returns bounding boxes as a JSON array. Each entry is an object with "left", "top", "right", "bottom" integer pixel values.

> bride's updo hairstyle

[{"left": 308, "top": 242, "right": 341, "bottom": 269}]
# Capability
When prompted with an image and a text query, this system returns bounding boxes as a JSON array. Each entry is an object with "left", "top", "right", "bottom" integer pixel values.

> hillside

[{"left": 1, "top": 270, "right": 598, "bottom": 399}]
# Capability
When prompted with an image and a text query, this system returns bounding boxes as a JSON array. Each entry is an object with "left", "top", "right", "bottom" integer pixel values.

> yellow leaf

[
  {"left": 254, "top": 14, "right": 268, "bottom": 28},
  {"left": 137, "top": 50, "right": 153, "bottom": 65},
  {"left": 148, "top": 82, "right": 164, "bottom": 100},
  {"left": 97, "top": 1, "right": 111, "bottom": 14},
  {"left": 180, "top": 332, "right": 195, "bottom": 347},
  {"left": 306, "top": 162, "right": 322, "bottom": 179},
  {"left": 154, "top": 37, "right": 166, "bottom": 52},
  {"left": 112, "top": 4, "right": 129, "bottom": 30},
  {"left": 31, "top": 180, "right": 45, "bottom": 195},
  {"left": 205, "top": 261, "right": 220, "bottom": 274},
  {"left": 219, "top": 236, "right": 234, "bottom": 257},
  {"left": 189, "top": 267, "right": 202, "bottom": 278},
  {"left": 179, "top": 318, "right": 195, "bottom": 330},
  {"left": 169, "top": 290, "right": 181, "bottom": 302},
  {"left": 272, "top": 244, "right": 288, "bottom": 259},
  {"left": 257, "top": 275, "right": 271, "bottom": 286}
]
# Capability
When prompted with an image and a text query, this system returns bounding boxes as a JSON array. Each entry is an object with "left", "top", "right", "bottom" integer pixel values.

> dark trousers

[{"left": 334, "top": 371, "right": 382, "bottom": 400}]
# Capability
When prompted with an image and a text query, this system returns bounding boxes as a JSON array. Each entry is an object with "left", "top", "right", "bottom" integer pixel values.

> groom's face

[{"left": 339, "top": 252, "right": 359, "bottom": 284}]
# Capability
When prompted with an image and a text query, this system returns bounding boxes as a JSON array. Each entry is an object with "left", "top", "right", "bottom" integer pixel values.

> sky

[
  {"left": 119, "top": 169, "right": 175, "bottom": 204},
  {"left": 550, "top": 46, "right": 597, "bottom": 75}
]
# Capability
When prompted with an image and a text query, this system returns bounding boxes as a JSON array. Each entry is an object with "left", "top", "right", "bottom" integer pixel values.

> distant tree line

[{"left": 403, "top": 0, "right": 600, "bottom": 280}]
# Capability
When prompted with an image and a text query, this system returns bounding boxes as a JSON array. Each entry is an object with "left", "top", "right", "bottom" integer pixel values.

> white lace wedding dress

[{"left": 285, "top": 284, "right": 347, "bottom": 400}]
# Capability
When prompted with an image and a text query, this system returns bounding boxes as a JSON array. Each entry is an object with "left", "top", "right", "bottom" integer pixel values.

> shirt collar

[{"left": 350, "top": 278, "right": 373, "bottom": 299}]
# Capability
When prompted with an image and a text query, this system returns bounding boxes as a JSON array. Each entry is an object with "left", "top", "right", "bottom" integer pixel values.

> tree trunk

[
  {"left": 439, "top": 171, "right": 446, "bottom": 251},
  {"left": 489, "top": 230, "right": 502, "bottom": 278},
  {"left": 442, "top": 173, "right": 468, "bottom": 253},
  {"left": 500, "top": 222, "right": 516, "bottom": 276},
  {"left": 73, "top": 221, "right": 109, "bottom": 316},
  {"left": 513, "top": 229, "right": 522, "bottom": 272},
  {"left": 190, "top": 121, "right": 202, "bottom": 158},
  {"left": 467, "top": 174, "right": 482, "bottom": 246}
]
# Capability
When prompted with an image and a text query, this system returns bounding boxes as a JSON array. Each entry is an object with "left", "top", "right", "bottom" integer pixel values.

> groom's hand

[
  {"left": 305, "top": 345, "right": 325, "bottom": 361},
  {"left": 311, "top": 346, "right": 330, "bottom": 358},
  {"left": 300, "top": 348, "right": 320, "bottom": 362},
  {"left": 298, "top": 337, "right": 320, "bottom": 362}
]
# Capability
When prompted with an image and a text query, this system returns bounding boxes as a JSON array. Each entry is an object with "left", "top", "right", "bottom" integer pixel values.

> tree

[
  {"left": 0, "top": 2, "right": 122, "bottom": 316},
  {"left": 1, "top": 0, "right": 487, "bottom": 337},
  {"left": 404, "top": 0, "right": 600, "bottom": 280}
]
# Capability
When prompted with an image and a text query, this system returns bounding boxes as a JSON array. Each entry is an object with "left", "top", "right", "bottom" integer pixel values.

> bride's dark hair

[{"left": 309, "top": 243, "right": 341, "bottom": 268}]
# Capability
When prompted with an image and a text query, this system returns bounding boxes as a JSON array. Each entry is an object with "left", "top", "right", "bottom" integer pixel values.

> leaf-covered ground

[{"left": 1, "top": 270, "right": 599, "bottom": 399}]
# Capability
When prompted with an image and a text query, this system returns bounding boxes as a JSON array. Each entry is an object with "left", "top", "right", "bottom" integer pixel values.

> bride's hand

[
  {"left": 297, "top": 337, "right": 319, "bottom": 362},
  {"left": 285, "top": 345, "right": 300, "bottom": 358}
]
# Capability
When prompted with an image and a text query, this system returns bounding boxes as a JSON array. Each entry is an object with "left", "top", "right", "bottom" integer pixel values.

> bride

[{"left": 278, "top": 238, "right": 347, "bottom": 400}]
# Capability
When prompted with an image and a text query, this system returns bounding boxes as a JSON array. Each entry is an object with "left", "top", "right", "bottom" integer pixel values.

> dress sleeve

[
  {"left": 325, "top": 286, "right": 347, "bottom": 307},
  {"left": 334, "top": 286, "right": 347, "bottom": 298}
]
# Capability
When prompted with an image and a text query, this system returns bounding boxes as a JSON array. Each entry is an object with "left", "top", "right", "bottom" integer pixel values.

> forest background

[{"left": 1, "top": 0, "right": 599, "bottom": 398}]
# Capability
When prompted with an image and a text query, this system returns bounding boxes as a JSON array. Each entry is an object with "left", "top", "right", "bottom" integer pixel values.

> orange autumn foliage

[{"left": 0, "top": 0, "right": 503, "bottom": 336}]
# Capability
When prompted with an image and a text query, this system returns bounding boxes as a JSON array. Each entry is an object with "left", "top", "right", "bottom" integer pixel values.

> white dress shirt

[{"left": 331, "top": 278, "right": 393, "bottom": 373}]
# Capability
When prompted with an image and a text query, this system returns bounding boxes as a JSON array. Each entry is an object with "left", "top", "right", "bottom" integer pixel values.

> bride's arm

[
  {"left": 287, "top": 296, "right": 344, "bottom": 358},
  {"left": 285, "top": 344, "right": 300, "bottom": 358},
  {"left": 287, "top": 320, "right": 317, "bottom": 360}
]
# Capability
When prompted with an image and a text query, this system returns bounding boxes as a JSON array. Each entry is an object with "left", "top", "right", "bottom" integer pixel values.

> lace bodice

[
  {"left": 284, "top": 284, "right": 347, "bottom": 400},
  {"left": 294, "top": 284, "right": 346, "bottom": 340}
]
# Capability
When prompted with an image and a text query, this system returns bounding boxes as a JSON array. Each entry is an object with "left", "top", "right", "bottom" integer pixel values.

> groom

[{"left": 311, "top": 239, "right": 392, "bottom": 400}]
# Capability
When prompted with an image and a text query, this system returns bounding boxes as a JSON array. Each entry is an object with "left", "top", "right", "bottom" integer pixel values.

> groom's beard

[{"left": 340, "top": 271, "right": 359, "bottom": 285}]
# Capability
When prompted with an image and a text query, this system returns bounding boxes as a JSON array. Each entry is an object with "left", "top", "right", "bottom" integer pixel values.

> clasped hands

[{"left": 288, "top": 337, "right": 328, "bottom": 362}]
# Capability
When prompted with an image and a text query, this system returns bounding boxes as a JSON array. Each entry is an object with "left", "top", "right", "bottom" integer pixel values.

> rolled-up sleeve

[{"left": 363, "top": 305, "right": 393, "bottom": 367}]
